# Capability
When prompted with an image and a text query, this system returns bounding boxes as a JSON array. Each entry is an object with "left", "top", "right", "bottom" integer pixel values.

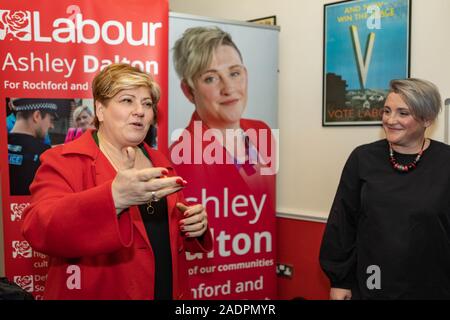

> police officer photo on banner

[
  {"left": 6, "top": 97, "right": 88, "bottom": 195},
  {"left": 168, "top": 14, "right": 279, "bottom": 299}
]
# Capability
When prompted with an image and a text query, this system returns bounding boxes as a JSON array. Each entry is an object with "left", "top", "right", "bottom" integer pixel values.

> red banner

[
  {"left": 168, "top": 17, "right": 279, "bottom": 299},
  {"left": 0, "top": 0, "right": 168, "bottom": 299}
]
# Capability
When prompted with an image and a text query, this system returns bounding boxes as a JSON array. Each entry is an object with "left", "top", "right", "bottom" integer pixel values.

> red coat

[{"left": 21, "top": 130, "right": 213, "bottom": 300}]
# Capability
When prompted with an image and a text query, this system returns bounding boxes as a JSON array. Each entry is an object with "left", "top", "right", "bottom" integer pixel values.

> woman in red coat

[{"left": 22, "top": 63, "right": 213, "bottom": 300}]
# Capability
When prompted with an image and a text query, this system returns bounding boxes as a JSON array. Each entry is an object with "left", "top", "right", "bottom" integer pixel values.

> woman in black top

[{"left": 320, "top": 78, "right": 450, "bottom": 299}]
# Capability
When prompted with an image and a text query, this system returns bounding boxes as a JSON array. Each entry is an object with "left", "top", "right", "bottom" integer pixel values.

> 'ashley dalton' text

[
  {"left": 185, "top": 187, "right": 271, "bottom": 260},
  {"left": 2, "top": 52, "right": 158, "bottom": 78}
]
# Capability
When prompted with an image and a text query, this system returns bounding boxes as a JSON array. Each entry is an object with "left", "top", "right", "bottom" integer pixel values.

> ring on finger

[{"left": 151, "top": 191, "right": 159, "bottom": 202}]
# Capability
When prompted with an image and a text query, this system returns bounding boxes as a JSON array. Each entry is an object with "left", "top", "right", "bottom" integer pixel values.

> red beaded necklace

[{"left": 389, "top": 139, "right": 426, "bottom": 173}]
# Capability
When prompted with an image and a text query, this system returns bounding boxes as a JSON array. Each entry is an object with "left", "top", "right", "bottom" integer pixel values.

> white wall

[{"left": 170, "top": 0, "right": 450, "bottom": 220}]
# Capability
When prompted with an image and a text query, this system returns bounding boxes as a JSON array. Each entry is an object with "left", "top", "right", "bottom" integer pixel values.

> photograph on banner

[
  {"left": 323, "top": 0, "right": 411, "bottom": 125},
  {"left": 6, "top": 97, "right": 75, "bottom": 195},
  {"left": 168, "top": 16, "right": 279, "bottom": 299}
]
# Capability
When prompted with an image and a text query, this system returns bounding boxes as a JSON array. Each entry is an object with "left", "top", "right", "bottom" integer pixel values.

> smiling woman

[
  {"left": 171, "top": 26, "right": 272, "bottom": 168},
  {"left": 21, "top": 63, "right": 213, "bottom": 300},
  {"left": 382, "top": 79, "right": 441, "bottom": 155},
  {"left": 319, "top": 78, "right": 450, "bottom": 300},
  {"left": 186, "top": 45, "right": 248, "bottom": 131}
]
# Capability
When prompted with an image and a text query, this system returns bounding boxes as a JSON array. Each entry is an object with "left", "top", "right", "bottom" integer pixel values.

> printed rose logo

[
  {"left": 14, "top": 275, "right": 34, "bottom": 292},
  {"left": 10, "top": 203, "right": 30, "bottom": 221},
  {"left": 0, "top": 10, "right": 31, "bottom": 41},
  {"left": 12, "top": 240, "right": 33, "bottom": 258},
  {"left": 3, "top": 11, "right": 27, "bottom": 31}
]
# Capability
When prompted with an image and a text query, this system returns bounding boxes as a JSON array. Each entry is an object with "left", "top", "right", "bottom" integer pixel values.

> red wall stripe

[{"left": 276, "top": 217, "right": 330, "bottom": 300}]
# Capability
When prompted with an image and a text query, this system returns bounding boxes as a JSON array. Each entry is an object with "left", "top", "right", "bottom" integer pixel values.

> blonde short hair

[
  {"left": 172, "top": 26, "right": 242, "bottom": 88},
  {"left": 72, "top": 105, "right": 93, "bottom": 125},
  {"left": 389, "top": 78, "right": 442, "bottom": 122},
  {"left": 92, "top": 63, "right": 160, "bottom": 128}
]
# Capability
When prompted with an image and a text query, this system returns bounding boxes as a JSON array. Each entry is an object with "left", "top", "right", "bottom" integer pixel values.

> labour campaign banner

[
  {"left": 0, "top": 0, "right": 168, "bottom": 299},
  {"left": 168, "top": 16, "right": 279, "bottom": 299}
]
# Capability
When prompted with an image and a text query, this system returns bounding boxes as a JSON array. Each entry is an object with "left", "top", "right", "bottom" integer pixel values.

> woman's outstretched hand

[{"left": 111, "top": 147, "right": 186, "bottom": 214}]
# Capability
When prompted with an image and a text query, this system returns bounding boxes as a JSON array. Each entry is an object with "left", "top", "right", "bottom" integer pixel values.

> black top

[
  {"left": 92, "top": 131, "right": 173, "bottom": 299},
  {"left": 7, "top": 133, "right": 50, "bottom": 195},
  {"left": 138, "top": 200, "right": 173, "bottom": 300},
  {"left": 320, "top": 139, "right": 450, "bottom": 299}
]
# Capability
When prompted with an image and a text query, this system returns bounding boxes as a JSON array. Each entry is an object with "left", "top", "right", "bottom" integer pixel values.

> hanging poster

[{"left": 323, "top": 0, "right": 411, "bottom": 126}]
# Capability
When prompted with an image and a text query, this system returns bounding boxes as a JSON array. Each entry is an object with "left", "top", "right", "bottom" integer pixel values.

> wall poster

[{"left": 323, "top": 0, "right": 411, "bottom": 126}]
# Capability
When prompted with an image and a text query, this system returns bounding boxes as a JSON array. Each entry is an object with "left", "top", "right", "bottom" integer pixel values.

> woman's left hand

[{"left": 177, "top": 203, "right": 208, "bottom": 238}]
